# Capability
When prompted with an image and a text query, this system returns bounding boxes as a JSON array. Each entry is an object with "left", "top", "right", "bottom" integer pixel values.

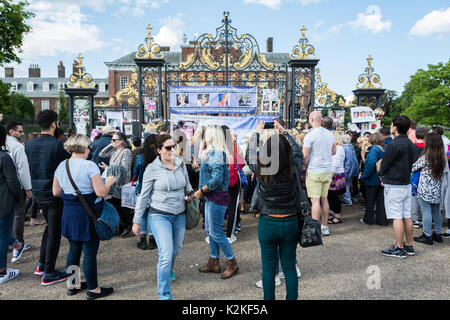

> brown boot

[
  {"left": 221, "top": 257, "right": 238, "bottom": 279},
  {"left": 199, "top": 257, "right": 221, "bottom": 273}
]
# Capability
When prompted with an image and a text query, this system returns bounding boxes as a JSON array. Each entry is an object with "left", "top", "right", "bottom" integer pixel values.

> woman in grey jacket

[{"left": 132, "top": 134, "right": 193, "bottom": 300}]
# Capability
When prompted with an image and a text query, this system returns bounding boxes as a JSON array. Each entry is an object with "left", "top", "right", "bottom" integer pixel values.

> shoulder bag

[
  {"left": 180, "top": 161, "right": 200, "bottom": 230},
  {"left": 65, "top": 160, "right": 120, "bottom": 240},
  {"left": 375, "top": 145, "right": 385, "bottom": 173}
]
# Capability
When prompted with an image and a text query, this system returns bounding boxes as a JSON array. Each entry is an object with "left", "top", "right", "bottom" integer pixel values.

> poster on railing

[
  {"left": 350, "top": 106, "right": 375, "bottom": 123},
  {"left": 170, "top": 86, "right": 257, "bottom": 114},
  {"left": 328, "top": 109, "right": 345, "bottom": 127}
]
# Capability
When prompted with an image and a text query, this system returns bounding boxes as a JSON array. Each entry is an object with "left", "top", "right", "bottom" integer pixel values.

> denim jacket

[{"left": 199, "top": 149, "right": 229, "bottom": 192}]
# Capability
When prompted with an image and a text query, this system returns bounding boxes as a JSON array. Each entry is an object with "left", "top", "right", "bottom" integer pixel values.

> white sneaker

[
  {"left": 0, "top": 268, "right": 19, "bottom": 284},
  {"left": 255, "top": 275, "right": 281, "bottom": 288},
  {"left": 278, "top": 265, "right": 302, "bottom": 279},
  {"left": 321, "top": 225, "right": 330, "bottom": 236},
  {"left": 227, "top": 235, "right": 237, "bottom": 244},
  {"left": 205, "top": 236, "right": 209, "bottom": 244}
]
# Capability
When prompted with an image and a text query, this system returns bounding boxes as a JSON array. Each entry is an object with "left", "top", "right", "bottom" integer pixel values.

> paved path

[{"left": 1, "top": 202, "right": 449, "bottom": 300}]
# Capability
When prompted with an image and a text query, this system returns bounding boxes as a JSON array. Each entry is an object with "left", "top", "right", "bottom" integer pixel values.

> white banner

[{"left": 350, "top": 106, "right": 376, "bottom": 123}]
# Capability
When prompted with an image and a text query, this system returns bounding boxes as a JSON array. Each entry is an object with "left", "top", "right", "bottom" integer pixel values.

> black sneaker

[
  {"left": 137, "top": 237, "right": 147, "bottom": 250},
  {"left": 432, "top": 233, "right": 443, "bottom": 243},
  {"left": 148, "top": 235, "right": 157, "bottom": 250},
  {"left": 381, "top": 245, "right": 407, "bottom": 259},
  {"left": 414, "top": 233, "right": 433, "bottom": 245},
  {"left": 41, "top": 270, "right": 71, "bottom": 286},
  {"left": 86, "top": 287, "right": 114, "bottom": 300},
  {"left": 403, "top": 243, "right": 415, "bottom": 256},
  {"left": 67, "top": 281, "right": 88, "bottom": 296},
  {"left": 442, "top": 231, "right": 450, "bottom": 239},
  {"left": 120, "top": 227, "right": 132, "bottom": 238}
]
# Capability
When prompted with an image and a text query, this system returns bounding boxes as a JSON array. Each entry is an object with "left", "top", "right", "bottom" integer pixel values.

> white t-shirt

[
  {"left": 303, "top": 127, "right": 336, "bottom": 174},
  {"left": 55, "top": 158, "right": 101, "bottom": 195}
]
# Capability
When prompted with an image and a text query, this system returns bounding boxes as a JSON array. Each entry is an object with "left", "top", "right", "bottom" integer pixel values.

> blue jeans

[
  {"left": 0, "top": 206, "right": 15, "bottom": 271},
  {"left": 418, "top": 198, "right": 442, "bottom": 236},
  {"left": 140, "top": 208, "right": 153, "bottom": 235},
  {"left": 342, "top": 179, "right": 352, "bottom": 204},
  {"left": 149, "top": 213, "right": 186, "bottom": 300},
  {"left": 66, "top": 236, "right": 100, "bottom": 291},
  {"left": 205, "top": 199, "right": 235, "bottom": 260}
]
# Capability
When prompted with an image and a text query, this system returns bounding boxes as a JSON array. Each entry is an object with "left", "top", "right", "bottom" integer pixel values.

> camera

[{"left": 264, "top": 122, "right": 274, "bottom": 129}]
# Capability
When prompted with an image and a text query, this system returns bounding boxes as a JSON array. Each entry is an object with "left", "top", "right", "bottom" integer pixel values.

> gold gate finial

[
  {"left": 290, "top": 25, "right": 317, "bottom": 60},
  {"left": 356, "top": 54, "right": 382, "bottom": 89},
  {"left": 136, "top": 24, "right": 164, "bottom": 59},
  {"left": 66, "top": 53, "right": 95, "bottom": 89}
]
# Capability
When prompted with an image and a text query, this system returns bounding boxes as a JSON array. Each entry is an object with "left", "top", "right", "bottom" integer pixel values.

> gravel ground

[{"left": 1, "top": 201, "right": 449, "bottom": 300}]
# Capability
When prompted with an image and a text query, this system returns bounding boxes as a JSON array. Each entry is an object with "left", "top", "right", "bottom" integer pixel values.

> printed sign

[
  {"left": 170, "top": 86, "right": 257, "bottom": 114},
  {"left": 350, "top": 106, "right": 376, "bottom": 123}
]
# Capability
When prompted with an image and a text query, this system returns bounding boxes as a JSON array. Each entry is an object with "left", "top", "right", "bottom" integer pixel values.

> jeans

[
  {"left": 204, "top": 199, "right": 234, "bottom": 260},
  {"left": 12, "top": 191, "right": 26, "bottom": 243},
  {"left": 0, "top": 207, "right": 15, "bottom": 271},
  {"left": 66, "top": 236, "right": 100, "bottom": 290},
  {"left": 411, "top": 195, "right": 422, "bottom": 222},
  {"left": 342, "top": 179, "right": 353, "bottom": 204},
  {"left": 418, "top": 198, "right": 442, "bottom": 236},
  {"left": 140, "top": 208, "right": 153, "bottom": 235},
  {"left": 258, "top": 215, "right": 298, "bottom": 300},
  {"left": 36, "top": 196, "right": 63, "bottom": 274},
  {"left": 149, "top": 213, "right": 186, "bottom": 300}
]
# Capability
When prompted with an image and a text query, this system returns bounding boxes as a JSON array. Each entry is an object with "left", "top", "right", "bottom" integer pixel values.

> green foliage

[
  {"left": 0, "top": 0, "right": 34, "bottom": 65},
  {"left": 58, "top": 91, "right": 69, "bottom": 121},
  {"left": 399, "top": 60, "right": 450, "bottom": 127},
  {"left": 10, "top": 93, "right": 34, "bottom": 119},
  {"left": 0, "top": 80, "right": 11, "bottom": 113}
]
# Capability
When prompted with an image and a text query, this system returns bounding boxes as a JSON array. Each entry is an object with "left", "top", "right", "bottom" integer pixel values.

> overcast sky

[{"left": 1, "top": 0, "right": 449, "bottom": 99}]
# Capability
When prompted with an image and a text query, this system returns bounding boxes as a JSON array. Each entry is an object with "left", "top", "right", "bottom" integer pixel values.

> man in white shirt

[
  {"left": 5, "top": 121, "right": 33, "bottom": 263},
  {"left": 302, "top": 111, "right": 336, "bottom": 236}
]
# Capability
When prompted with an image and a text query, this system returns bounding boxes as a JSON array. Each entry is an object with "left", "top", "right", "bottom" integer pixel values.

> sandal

[{"left": 329, "top": 217, "right": 343, "bottom": 224}]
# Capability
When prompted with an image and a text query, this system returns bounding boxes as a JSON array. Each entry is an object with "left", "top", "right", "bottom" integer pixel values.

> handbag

[
  {"left": 234, "top": 142, "right": 248, "bottom": 189},
  {"left": 121, "top": 179, "right": 137, "bottom": 209},
  {"left": 375, "top": 145, "right": 385, "bottom": 173},
  {"left": 65, "top": 160, "right": 119, "bottom": 241},
  {"left": 180, "top": 161, "right": 200, "bottom": 230},
  {"left": 293, "top": 164, "right": 322, "bottom": 248},
  {"left": 411, "top": 170, "right": 421, "bottom": 196}
]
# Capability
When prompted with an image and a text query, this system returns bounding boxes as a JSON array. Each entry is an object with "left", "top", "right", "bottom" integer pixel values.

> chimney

[
  {"left": 58, "top": 61, "right": 65, "bottom": 78},
  {"left": 29, "top": 64, "right": 41, "bottom": 78},
  {"left": 5, "top": 67, "right": 14, "bottom": 78},
  {"left": 266, "top": 37, "right": 273, "bottom": 53}
]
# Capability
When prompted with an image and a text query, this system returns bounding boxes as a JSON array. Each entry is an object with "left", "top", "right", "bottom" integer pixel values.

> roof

[
  {"left": 104, "top": 51, "right": 291, "bottom": 68},
  {"left": 0, "top": 77, "right": 109, "bottom": 98}
]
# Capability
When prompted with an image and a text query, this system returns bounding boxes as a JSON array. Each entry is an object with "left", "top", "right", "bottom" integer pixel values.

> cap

[{"left": 102, "top": 125, "right": 115, "bottom": 133}]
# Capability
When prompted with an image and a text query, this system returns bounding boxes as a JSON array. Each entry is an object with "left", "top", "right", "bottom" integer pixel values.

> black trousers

[
  {"left": 25, "top": 196, "right": 39, "bottom": 219},
  {"left": 363, "top": 185, "right": 387, "bottom": 226},
  {"left": 36, "top": 196, "right": 63, "bottom": 274},
  {"left": 226, "top": 179, "right": 241, "bottom": 238},
  {"left": 108, "top": 197, "right": 133, "bottom": 229},
  {"left": 352, "top": 177, "right": 359, "bottom": 196},
  {"left": 328, "top": 189, "right": 345, "bottom": 214}
]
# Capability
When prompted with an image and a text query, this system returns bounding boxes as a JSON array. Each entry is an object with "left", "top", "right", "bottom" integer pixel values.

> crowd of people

[{"left": 0, "top": 110, "right": 449, "bottom": 300}]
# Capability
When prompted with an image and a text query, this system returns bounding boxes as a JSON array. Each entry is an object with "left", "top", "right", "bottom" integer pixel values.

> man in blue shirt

[{"left": 380, "top": 127, "right": 393, "bottom": 145}]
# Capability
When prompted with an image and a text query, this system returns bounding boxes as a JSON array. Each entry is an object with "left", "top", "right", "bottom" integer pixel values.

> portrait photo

[
  {"left": 177, "top": 94, "right": 189, "bottom": 106},
  {"left": 197, "top": 94, "right": 210, "bottom": 106}
]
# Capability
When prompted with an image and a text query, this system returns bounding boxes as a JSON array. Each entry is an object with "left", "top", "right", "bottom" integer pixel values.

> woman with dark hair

[
  {"left": 246, "top": 121, "right": 308, "bottom": 300},
  {"left": 360, "top": 133, "right": 387, "bottom": 226},
  {"left": 133, "top": 134, "right": 158, "bottom": 250},
  {"left": 221, "top": 125, "right": 245, "bottom": 242},
  {"left": 99, "top": 131, "right": 133, "bottom": 237},
  {"left": 0, "top": 126, "right": 21, "bottom": 284},
  {"left": 132, "top": 134, "right": 193, "bottom": 300},
  {"left": 412, "top": 133, "right": 448, "bottom": 245}
]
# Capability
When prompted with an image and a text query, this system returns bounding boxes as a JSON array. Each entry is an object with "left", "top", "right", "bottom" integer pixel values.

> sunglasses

[
  {"left": 111, "top": 138, "right": 122, "bottom": 142},
  {"left": 13, "top": 129, "right": 24, "bottom": 134},
  {"left": 164, "top": 144, "right": 176, "bottom": 151}
]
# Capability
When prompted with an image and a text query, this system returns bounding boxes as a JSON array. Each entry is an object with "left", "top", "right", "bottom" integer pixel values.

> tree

[
  {"left": 399, "top": 60, "right": 450, "bottom": 127},
  {"left": 0, "top": 0, "right": 34, "bottom": 65},
  {"left": 58, "top": 91, "right": 69, "bottom": 121},
  {"left": 11, "top": 93, "right": 34, "bottom": 119},
  {"left": 0, "top": 80, "right": 12, "bottom": 116}
]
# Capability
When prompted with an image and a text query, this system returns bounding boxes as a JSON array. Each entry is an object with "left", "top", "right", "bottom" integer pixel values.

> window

[
  {"left": 99, "top": 82, "right": 106, "bottom": 92},
  {"left": 41, "top": 100, "right": 49, "bottom": 111},
  {"left": 120, "top": 76, "right": 128, "bottom": 90},
  {"left": 10, "top": 82, "right": 17, "bottom": 92},
  {"left": 27, "top": 82, "right": 34, "bottom": 92},
  {"left": 43, "top": 82, "right": 50, "bottom": 91},
  {"left": 58, "top": 82, "right": 64, "bottom": 91}
]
